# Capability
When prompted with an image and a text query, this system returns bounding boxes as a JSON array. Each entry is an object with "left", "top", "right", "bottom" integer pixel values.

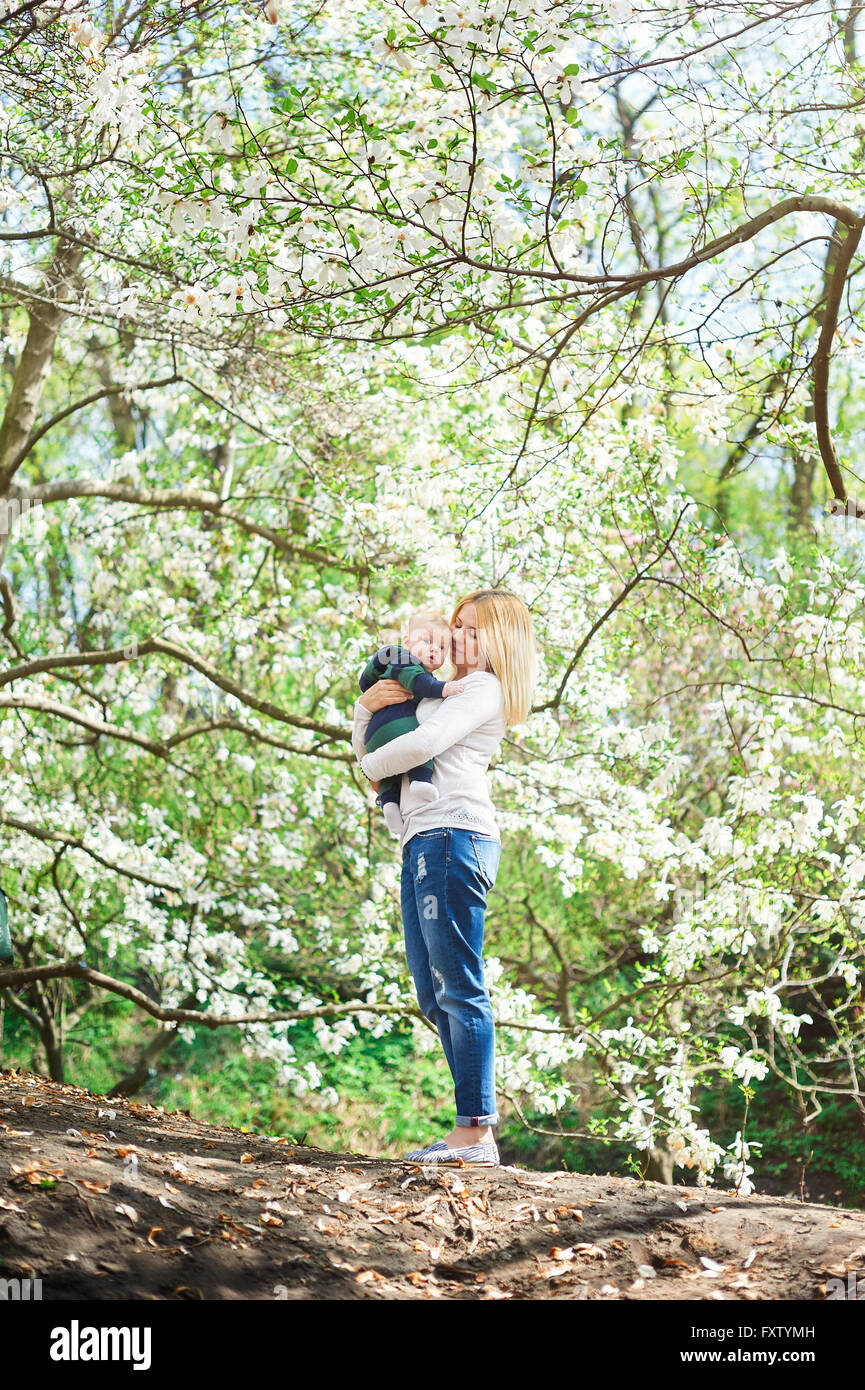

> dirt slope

[{"left": 1, "top": 1069, "right": 862, "bottom": 1300}]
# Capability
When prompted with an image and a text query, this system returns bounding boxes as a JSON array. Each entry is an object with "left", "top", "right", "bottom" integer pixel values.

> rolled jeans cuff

[{"left": 456, "top": 1112, "right": 498, "bottom": 1127}]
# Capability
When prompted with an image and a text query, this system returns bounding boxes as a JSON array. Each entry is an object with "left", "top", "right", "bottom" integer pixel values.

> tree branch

[
  {"left": 0, "top": 959, "right": 409, "bottom": 1029},
  {"left": 18, "top": 479, "right": 370, "bottom": 577},
  {"left": 0, "top": 636, "right": 351, "bottom": 742}
]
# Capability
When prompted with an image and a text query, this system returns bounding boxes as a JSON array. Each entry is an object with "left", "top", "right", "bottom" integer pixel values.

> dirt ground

[{"left": 1, "top": 1067, "right": 863, "bottom": 1301}]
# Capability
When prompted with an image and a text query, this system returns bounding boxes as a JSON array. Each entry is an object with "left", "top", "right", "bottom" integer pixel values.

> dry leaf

[
  {"left": 147, "top": 1228, "right": 163, "bottom": 1246},
  {"left": 513, "top": 1201, "right": 541, "bottom": 1222},
  {"left": 240, "top": 1153, "right": 254, "bottom": 1164},
  {"left": 11, "top": 1161, "right": 64, "bottom": 1183},
  {"left": 555, "top": 1206, "right": 583, "bottom": 1220},
  {"left": 260, "top": 1214, "right": 283, "bottom": 1226}
]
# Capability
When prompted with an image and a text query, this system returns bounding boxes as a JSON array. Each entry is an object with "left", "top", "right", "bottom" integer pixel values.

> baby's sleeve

[
  {"left": 358, "top": 652, "right": 383, "bottom": 693},
  {"left": 409, "top": 670, "right": 448, "bottom": 700}
]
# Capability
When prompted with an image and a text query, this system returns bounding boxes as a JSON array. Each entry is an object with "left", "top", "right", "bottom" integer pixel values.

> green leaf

[
  {"left": 564, "top": 63, "right": 581, "bottom": 76},
  {"left": 430, "top": 72, "right": 445, "bottom": 90}
]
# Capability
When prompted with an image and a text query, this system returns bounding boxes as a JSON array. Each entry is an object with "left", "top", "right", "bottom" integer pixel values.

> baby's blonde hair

[{"left": 405, "top": 608, "right": 450, "bottom": 642}]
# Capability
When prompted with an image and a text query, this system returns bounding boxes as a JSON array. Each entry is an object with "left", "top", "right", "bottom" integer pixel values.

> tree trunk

[{"left": 0, "top": 237, "right": 85, "bottom": 496}]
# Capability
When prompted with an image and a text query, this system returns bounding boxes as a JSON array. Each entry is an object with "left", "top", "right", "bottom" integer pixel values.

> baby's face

[{"left": 407, "top": 627, "right": 451, "bottom": 670}]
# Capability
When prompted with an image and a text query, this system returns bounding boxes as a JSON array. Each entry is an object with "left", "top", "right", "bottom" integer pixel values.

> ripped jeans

[{"left": 400, "top": 827, "right": 502, "bottom": 1127}]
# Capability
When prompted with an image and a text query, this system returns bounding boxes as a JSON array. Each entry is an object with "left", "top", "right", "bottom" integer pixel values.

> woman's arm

[
  {"left": 351, "top": 681, "right": 414, "bottom": 770},
  {"left": 351, "top": 699, "right": 372, "bottom": 766},
  {"left": 359, "top": 674, "right": 501, "bottom": 781}
]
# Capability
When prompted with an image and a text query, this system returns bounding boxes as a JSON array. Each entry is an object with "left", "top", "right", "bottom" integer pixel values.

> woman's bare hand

[{"left": 358, "top": 680, "right": 413, "bottom": 712}]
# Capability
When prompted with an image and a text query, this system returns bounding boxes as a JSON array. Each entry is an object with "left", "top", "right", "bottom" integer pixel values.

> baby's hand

[{"left": 442, "top": 680, "right": 466, "bottom": 697}]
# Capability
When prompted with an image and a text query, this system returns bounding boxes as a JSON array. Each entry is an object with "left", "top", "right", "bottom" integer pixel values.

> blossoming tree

[{"left": 1, "top": 0, "right": 865, "bottom": 1193}]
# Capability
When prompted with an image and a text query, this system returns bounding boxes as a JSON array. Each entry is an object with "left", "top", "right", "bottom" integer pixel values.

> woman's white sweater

[{"left": 351, "top": 670, "right": 506, "bottom": 852}]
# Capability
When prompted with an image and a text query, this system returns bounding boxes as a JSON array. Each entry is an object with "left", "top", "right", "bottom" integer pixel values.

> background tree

[{"left": 2, "top": 0, "right": 865, "bottom": 1196}]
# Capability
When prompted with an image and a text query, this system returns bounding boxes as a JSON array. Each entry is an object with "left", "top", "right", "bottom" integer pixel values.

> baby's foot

[
  {"left": 382, "top": 803, "right": 404, "bottom": 836},
  {"left": 403, "top": 783, "right": 439, "bottom": 811}
]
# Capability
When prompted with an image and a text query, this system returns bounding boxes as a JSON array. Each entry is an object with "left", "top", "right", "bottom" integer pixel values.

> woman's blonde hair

[{"left": 450, "top": 589, "right": 538, "bottom": 728}]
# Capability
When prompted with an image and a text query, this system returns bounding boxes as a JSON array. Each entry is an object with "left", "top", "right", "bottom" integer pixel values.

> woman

[{"left": 351, "top": 589, "right": 538, "bottom": 1166}]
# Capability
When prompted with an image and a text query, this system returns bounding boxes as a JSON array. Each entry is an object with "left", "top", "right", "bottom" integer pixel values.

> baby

[{"left": 358, "top": 609, "right": 465, "bottom": 835}]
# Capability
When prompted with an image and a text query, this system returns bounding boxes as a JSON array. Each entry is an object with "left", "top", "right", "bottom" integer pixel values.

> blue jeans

[{"left": 400, "top": 827, "right": 502, "bottom": 1128}]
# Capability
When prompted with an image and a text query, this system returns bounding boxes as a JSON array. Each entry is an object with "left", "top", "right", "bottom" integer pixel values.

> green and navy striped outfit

[{"left": 358, "top": 644, "right": 449, "bottom": 809}]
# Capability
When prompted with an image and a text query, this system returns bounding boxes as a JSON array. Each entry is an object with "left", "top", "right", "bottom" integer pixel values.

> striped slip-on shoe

[
  {"left": 401, "top": 1140, "right": 450, "bottom": 1161},
  {"left": 406, "top": 1141, "right": 500, "bottom": 1167}
]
